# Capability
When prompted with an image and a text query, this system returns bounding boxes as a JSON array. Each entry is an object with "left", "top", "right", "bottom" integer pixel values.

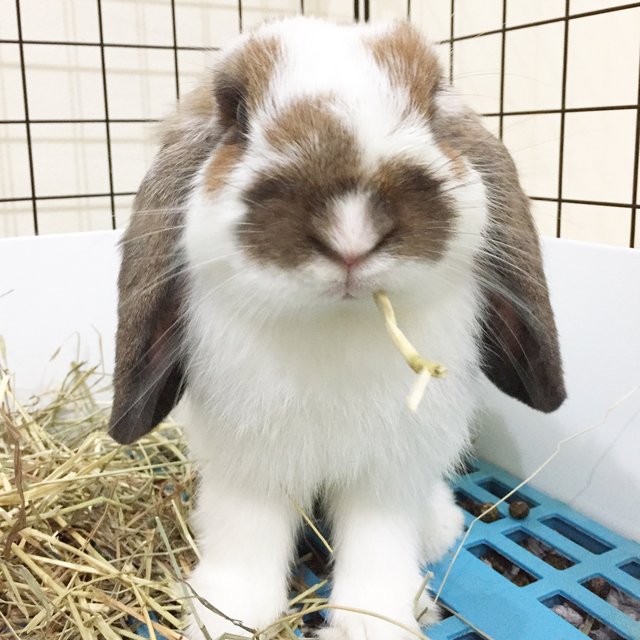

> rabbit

[{"left": 108, "top": 17, "right": 565, "bottom": 640}]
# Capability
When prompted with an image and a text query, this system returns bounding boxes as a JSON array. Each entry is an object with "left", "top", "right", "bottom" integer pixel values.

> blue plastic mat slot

[
  {"left": 541, "top": 592, "right": 626, "bottom": 640},
  {"left": 541, "top": 515, "right": 614, "bottom": 555},
  {"left": 620, "top": 560, "right": 640, "bottom": 580},
  {"left": 477, "top": 478, "right": 538, "bottom": 507},
  {"left": 505, "top": 528, "right": 577, "bottom": 569},
  {"left": 466, "top": 541, "right": 538, "bottom": 586}
]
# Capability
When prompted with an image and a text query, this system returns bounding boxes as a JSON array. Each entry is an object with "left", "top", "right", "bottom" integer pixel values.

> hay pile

[{"left": 0, "top": 351, "right": 327, "bottom": 640}]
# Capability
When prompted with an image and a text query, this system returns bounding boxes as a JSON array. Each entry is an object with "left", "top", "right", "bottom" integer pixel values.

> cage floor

[{"left": 297, "top": 460, "right": 640, "bottom": 640}]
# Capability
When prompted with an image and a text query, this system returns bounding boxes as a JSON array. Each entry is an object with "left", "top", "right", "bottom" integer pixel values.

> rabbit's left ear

[{"left": 434, "top": 107, "right": 566, "bottom": 412}]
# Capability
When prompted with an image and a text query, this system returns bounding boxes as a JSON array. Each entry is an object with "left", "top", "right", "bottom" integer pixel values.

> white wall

[
  {"left": 1, "top": 231, "right": 639, "bottom": 540},
  {"left": 1, "top": 230, "right": 120, "bottom": 393}
]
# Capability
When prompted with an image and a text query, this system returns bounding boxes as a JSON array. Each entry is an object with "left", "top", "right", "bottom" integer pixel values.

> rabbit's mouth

[
  {"left": 341, "top": 289, "right": 362, "bottom": 300},
  {"left": 325, "top": 274, "right": 373, "bottom": 301}
]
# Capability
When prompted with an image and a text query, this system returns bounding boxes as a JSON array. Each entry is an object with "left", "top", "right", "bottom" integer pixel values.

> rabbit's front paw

[
  {"left": 184, "top": 613, "right": 252, "bottom": 640},
  {"left": 181, "top": 564, "right": 286, "bottom": 640},
  {"left": 318, "top": 611, "right": 423, "bottom": 640}
]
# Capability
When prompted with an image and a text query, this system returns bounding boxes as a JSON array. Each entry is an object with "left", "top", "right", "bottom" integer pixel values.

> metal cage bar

[
  {"left": 13, "top": 0, "right": 37, "bottom": 234},
  {"left": 96, "top": 0, "right": 116, "bottom": 229}
]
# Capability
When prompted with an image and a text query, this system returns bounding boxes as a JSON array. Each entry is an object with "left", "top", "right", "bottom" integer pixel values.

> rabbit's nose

[
  {"left": 341, "top": 253, "right": 362, "bottom": 269},
  {"left": 308, "top": 233, "right": 369, "bottom": 268}
]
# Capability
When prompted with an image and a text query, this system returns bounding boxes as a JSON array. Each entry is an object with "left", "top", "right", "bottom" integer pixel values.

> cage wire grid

[{"left": 0, "top": 0, "right": 639, "bottom": 245}]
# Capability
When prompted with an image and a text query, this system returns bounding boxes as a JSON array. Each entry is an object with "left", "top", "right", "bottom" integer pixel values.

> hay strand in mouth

[{"left": 373, "top": 291, "right": 447, "bottom": 411}]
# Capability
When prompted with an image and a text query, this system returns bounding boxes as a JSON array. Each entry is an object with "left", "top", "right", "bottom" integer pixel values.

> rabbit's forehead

[
  {"left": 247, "top": 21, "right": 460, "bottom": 181},
  {"left": 254, "top": 19, "right": 441, "bottom": 114}
]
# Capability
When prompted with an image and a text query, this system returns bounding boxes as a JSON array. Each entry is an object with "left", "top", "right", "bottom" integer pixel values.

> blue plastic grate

[
  {"left": 295, "top": 460, "right": 640, "bottom": 640},
  {"left": 423, "top": 460, "right": 640, "bottom": 640}
]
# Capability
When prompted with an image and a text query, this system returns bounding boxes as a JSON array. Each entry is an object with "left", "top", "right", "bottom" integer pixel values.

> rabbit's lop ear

[
  {"left": 435, "top": 107, "right": 566, "bottom": 412},
  {"left": 478, "top": 202, "right": 566, "bottom": 413},
  {"left": 109, "top": 85, "right": 221, "bottom": 444}
]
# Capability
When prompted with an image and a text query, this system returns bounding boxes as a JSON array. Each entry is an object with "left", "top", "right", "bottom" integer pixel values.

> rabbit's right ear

[
  {"left": 109, "top": 85, "right": 222, "bottom": 444},
  {"left": 432, "top": 104, "right": 566, "bottom": 412}
]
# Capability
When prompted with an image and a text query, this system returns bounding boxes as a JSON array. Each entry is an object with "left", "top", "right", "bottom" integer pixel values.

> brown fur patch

[
  {"left": 204, "top": 131, "right": 245, "bottom": 193},
  {"left": 160, "top": 82, "right": 216, "bottom": 147},
  {"left": 214, "top": 35, "right": 281, "bottom": 129},
  {"left": 242, "top": 36, "right": 281, "bottom": 110},
  {"left": 237, "top": 90, "right": 455, "bottom": 269},
  {"left": 238, "top": 97, "right": 362, "bottom": 268},
  {"left": 265, "top": 95, "right": 338, "bottom": 152},
  {"left": 372, "top": 161, "right": 455, "bottom": 261},
  {"left": 367, "top": 22, "right": 443, "bottom": 120},
  {"left": 438, "top": 140, "right": 468, "bottom": 180}
]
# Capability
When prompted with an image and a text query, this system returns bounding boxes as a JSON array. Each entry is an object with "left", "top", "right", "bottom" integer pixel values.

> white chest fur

[{"left": 182, "top": 276, "right": 483, "bottom": 503}]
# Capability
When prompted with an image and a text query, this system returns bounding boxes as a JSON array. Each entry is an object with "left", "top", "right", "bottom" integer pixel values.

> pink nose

[
  {"left": 308, "top": 234, "right": 370, "bottom": 269},
  {"left": 341, "top": 253, "right": 362, "bottom": 269}
]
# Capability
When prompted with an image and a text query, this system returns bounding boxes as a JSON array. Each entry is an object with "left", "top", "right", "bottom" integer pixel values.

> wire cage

[{"left": 0, "top": 0, "right": 639, "bottom": 245}]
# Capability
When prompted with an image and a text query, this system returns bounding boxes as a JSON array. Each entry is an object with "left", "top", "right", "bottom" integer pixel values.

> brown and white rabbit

[{"left": 108, "top": 17, "right": 565, "bottom": 640}]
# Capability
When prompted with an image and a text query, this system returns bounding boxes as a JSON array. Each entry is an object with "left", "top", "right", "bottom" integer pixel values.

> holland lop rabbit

[{"left": 108, "top": 17, "right": 565, "bottom": 640}]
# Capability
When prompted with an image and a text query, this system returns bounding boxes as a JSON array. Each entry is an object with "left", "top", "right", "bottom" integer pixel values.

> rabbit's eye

[{"left": 213, "top": 69, "right": 250, "bottom": 134}]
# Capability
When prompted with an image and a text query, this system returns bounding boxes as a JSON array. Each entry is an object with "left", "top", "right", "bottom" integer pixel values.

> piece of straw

[{"left": 373, "top": 291, "right": 447, "bottom": 411}]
